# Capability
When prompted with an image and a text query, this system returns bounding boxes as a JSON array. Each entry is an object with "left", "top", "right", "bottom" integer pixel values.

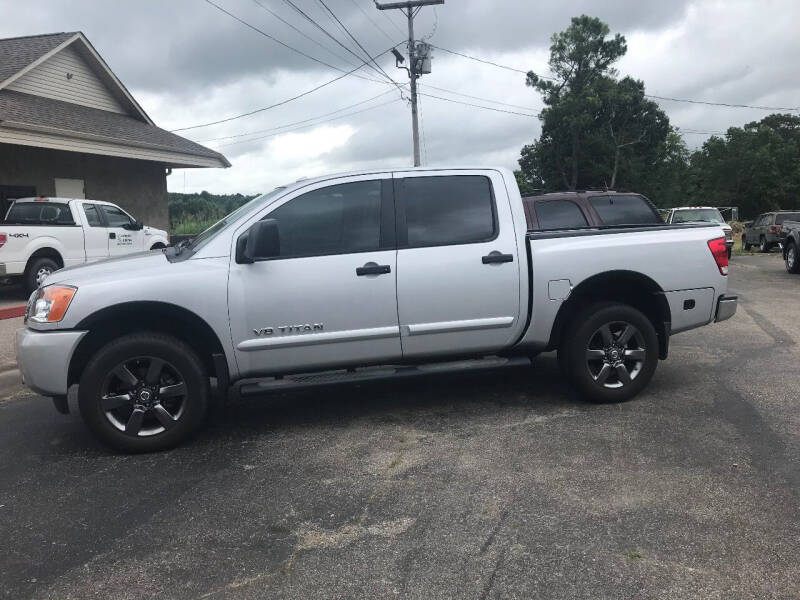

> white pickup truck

[
  {"left": 16, "top": 168, "right": 737, "bottom": 452},
  {"left": 1, "top": 197, "right": 169, "bottom": 292}
]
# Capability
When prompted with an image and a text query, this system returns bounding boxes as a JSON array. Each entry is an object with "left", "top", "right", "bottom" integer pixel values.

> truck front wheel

[
  {"left": 78, "top": 333, "right": 209, "bottom": 452},
  {"left": 25, "top": 257, "right": 59, "bottom": 293},
  {"left": 563, "top": 303, "right": 659, "bottom": 403}
]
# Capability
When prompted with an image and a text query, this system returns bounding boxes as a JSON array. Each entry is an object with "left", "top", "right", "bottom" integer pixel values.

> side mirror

[
  {"left": 236, "top": 219, "right": 280, "bottom": 264},
  {"left": 124, "top": 220, "right": 143, "bottom": 231}
]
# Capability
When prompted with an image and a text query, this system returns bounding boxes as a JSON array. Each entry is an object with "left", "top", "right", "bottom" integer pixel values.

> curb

[{"left": 0, "top": 305, "right": 25, "bottom": 320}]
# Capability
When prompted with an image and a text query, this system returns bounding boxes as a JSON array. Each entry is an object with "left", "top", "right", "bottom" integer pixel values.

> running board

[{"left": 235, "top": 356, "right": 531, "bottom": 397}]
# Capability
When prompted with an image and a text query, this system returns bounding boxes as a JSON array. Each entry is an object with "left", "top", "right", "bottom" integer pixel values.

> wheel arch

[
  {"left": 68, "top": 301, "right": 227, "bottom": 387},
  {"left": 25, "top": 246, "right": 64, "bottom": 271},
  {"left": 548, "top": 270, "right": 671, "bottom": 359}
]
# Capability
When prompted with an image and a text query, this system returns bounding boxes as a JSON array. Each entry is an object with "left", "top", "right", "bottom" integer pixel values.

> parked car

[
  {"left": 16, "top": 168, "right": 736, "bottom": 452},
  {"left": 1, "top": 197, "right": 169, "bottom": 293},
  {"left": 663, "top": 207, "right": 733, "bottom": 258},
  {"left": 781, "top": 220, "right": 800, "bottom": 273},
  {"left": 742, "top": 211, "right": 800, "bottom": 253}
]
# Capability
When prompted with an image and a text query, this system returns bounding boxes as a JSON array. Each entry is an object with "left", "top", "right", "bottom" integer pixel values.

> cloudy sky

[{"left": 2, "top": 0, "right": 799, "bottom": 194}]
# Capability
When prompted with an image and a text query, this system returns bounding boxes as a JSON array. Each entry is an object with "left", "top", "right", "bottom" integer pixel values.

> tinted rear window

[
  {"left": 534, "top": 199, "right": 588, "bottom": 230},
  {"left": 776, "top": 213, "right": 800, "bottom": 224},
  {"left": 5, "top": 202, "right": 75, "bottom": 225},
  {"left": 398, "top": 175, "right": 496, "bottom": 247},
  {"left": 589, "top": 195, "right": 662, "bottom": 225}
]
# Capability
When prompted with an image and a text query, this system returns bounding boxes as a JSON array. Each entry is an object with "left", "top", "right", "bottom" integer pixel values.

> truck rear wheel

[
  {"left": 563, "top": 302, "right": 659, "bottom": 403},
  {"left": 25, "top": 257, "right": 59, "bottom": 294},
  {"left": 78, "top": 333, "right": 209, "bottom": 452}
]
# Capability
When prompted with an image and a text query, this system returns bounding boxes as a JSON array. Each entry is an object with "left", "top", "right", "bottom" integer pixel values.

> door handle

[
  {"left": 109, "top": 232, "right": 116, "bottom": 239},
  {"left": 356, "top": 263, "right": 391, "bottom": 276},
  {"left": 482, "top": 252, "right": 513, "bottom": 264}
]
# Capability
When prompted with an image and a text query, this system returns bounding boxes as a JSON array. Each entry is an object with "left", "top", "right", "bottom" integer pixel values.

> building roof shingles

[
  {"left": 0, "top": 32, "right": 229, "bottom": 167},
  {"left": 0, "top": 89, "right": 229, "bottom": 165},
  {"left": 0, "top": 32, "right": 76, "bottom": 85}
]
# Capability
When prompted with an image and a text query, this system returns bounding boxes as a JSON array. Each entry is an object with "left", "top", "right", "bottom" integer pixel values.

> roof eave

[{"left": 0, "top": 123, "right": 230, "bottom": 169}]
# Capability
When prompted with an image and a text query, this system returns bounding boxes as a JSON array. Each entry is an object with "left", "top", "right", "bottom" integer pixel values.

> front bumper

[
  {"left": 15, "top": 327, "right": 87, "bottom": 396},
  {"left": 715, "top": 295, "right": 738, "bottom": 323}
]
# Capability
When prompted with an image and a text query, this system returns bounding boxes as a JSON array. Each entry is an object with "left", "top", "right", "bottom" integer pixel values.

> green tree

[
  {"left": 525, "top": 15, "right": 627, "bottom": 190},
  {"left": 687, "top": 115, "right": 800, "bottom": 217}
]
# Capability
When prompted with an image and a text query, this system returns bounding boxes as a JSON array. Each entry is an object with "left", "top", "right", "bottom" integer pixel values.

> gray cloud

[{"left": 1, "top": 0, "right": 799, "bottom": 193}]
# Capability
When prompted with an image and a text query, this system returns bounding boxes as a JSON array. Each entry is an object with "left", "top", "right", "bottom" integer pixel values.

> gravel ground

[{"left": 0, "top": 253, "right": 797, "bottom": 600}]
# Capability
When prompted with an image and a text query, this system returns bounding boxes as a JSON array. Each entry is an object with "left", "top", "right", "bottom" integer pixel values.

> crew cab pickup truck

[
  {"left": 663, "top": 207, "right": 733, "bottom": 258},
  {"left": 2, "top": 197, "right": 169, "bottom": 293},
  {"left": 15, "top": 168, "right": 738, "bottom": 452}
]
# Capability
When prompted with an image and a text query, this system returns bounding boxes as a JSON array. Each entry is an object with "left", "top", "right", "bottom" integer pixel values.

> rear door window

[
  {"left": 5, "top": 202, "right": 75, "bottom": 225},
  {"left": 534, "top": 199, "right": 588, "bottom": 229},
  {"left": 589, "top": 195, "right": 662, "bottom": 225},
  {"left": 397, "top": 175, "right": 496, "bottom": 247},
  {"left": 82, "top": 204, "right": 103, "bottom": 227}
]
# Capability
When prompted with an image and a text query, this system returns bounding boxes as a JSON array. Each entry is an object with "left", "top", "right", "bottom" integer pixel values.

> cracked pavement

[{"left": 0, "top": 253, "right": 798, "bottom": 599}]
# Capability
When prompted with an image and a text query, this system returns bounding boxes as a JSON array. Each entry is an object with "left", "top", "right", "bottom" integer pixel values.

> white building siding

[{"left": 7, "top": 44, "right": 125, "bottom": 114}]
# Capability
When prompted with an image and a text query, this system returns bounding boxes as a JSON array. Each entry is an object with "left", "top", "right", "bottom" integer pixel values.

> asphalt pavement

[{"left": 0, "top": 252, "right": 798, "bottom": 599}]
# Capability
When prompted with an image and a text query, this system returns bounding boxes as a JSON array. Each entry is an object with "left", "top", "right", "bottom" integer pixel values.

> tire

[
  {"left": 727, "top": 247, "right": 732, "bottom": 260},
  {"left": 786, "top": 242, "right": 800, "bottom": 274},
  {"left": 150, "top": 243, "right": 166, "bottom": 250},
  {"left": 743, "top": 236, "right": 751, "bottom": 251},
  {"left": 78, "top": 332, "right": 209, "bottom": 452},
  {"left": 759, "top": 236, "right": 770, "bottom": 253},
  {"left": 562, "top": 302, "right": 659, "bottom": 403},
  {"left": 24, "top": 257, "right": 59, "bottom": 294}
]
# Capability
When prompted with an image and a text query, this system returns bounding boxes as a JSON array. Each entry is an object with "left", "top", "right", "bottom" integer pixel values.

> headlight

[{"left": 27, "top": 285, "right": 77, "bottom": 323}]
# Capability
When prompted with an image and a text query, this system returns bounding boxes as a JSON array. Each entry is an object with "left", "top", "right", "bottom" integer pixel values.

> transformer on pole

[{"left": 375, "top": 0, "right": 444, "bottom": 166}]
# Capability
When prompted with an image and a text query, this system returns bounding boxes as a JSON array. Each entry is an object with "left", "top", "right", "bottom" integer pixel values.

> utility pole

[{"left": 375, "top": 0, "right": 443, "bottom": 166}]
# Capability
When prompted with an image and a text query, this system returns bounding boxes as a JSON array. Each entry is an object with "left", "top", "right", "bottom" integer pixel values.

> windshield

[
  {"left": 671, "top": 209, "right": 724, "bottom": 224},
  {"left": 187, "top": 188, "right": 285, "bottom": 253}
]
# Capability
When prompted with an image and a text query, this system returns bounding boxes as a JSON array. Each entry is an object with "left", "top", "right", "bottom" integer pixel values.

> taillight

[
  {"left": 770, "top": 225, "right": 778, "bottom": 234},
  {"left": 0, "top": 233, "right": 6, "bottom": 249},
  {"left": 707, "top": 237, "right": 728, "bottom": 275}
]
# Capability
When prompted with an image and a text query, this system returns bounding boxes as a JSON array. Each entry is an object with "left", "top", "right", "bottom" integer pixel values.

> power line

[
  {"left": 202, "top": 0, "right": 353, "bottom": 75},
  {"left": 171, "top": 43, "right": 400, "bottom": 131},
  {"left": 433, "top": 43, "right": 800, "bottom": 112},
  {"left": 249, "top": 0, "right": 359, "bottom": 69},
  {"left": 372, "top": 0, "right": 405, "bottom": 36},
  {"left": 422, "top": 83, "right": 537, "bottom": 111},
  {"left": 418, "top": 91, "right": 538, "bottom": 117},
  {"left": 315, "top": 0, "right": 402, "bottom": 91},
  {"left": 430, "top": 43, "right": 544, "bottom": 76},
  {"left": 346, "top": 0, "right": 395, "bottom": 43},
  {"left": 195, "top": 89, "right": 399, "bottom": 142},
  {"left": 211, "top": 98, "right": 401, "bottom": 148},
  {"left": 279, "top": 0, "right": 387, "bottom": 81},
  {"left": 646, "top": 94, "right": 800, "bottom": 112}
]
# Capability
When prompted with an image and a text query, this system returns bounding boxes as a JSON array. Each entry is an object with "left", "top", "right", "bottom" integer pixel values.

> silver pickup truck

[{"left": 16, "top": 168, "right": 737, "bottom": 451}]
